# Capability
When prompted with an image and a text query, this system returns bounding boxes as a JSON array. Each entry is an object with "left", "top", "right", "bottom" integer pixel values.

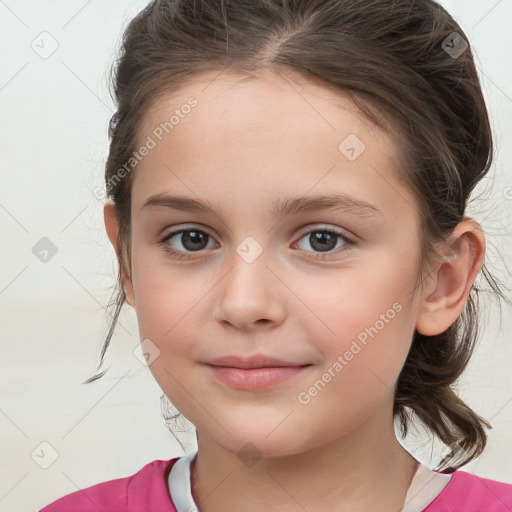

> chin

[{"left": 208, "top": 428, "right": 310, "bottom": 461}]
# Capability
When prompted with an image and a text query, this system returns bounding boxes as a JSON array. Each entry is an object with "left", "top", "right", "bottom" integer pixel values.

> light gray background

[{"left": 0, "top": 1, "right": 511, "bottom": 511}]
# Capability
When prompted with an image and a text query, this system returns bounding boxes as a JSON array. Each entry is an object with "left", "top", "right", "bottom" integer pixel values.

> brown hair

[{"left": 86, "top": 0, "right": 510, "bottom": 472}]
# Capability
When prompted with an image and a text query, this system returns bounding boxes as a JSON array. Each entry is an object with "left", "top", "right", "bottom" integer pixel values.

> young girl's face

[{"left": 125, "top": 69, "right": 428, "bottom": 457}]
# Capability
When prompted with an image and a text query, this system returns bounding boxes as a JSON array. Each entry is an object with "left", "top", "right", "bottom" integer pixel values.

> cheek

[
  {"left": 297, "top": 303, "right": 413, "bottom": 441},
  {"left": 134, "top": 276, "right": 206, "bottom": 361},
  {"left": 131, "top": 264, "right": 208, "bottom": 416},
  {"left": 303, "top": 258, "right": 416, "bottom": 395},
  {"left": 131, "top": 238, "right": 203, "bottom": 334},
  {"left": 305, "top": 256, "right": 415, "bottom": 346},
  {"left": 129, "top": 253, "right": 210, "bottom": 403}
]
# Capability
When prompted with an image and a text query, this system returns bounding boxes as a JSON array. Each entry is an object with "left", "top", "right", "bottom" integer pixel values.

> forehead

[
  {"left": 131, "top": 68, "right": 416, "bottom": 223},
  {"left": 139, "top": 67, "right": 387, "bottom": 141}
]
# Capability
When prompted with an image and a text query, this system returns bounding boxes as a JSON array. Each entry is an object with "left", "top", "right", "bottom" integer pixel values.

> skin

[{"left": 104, "top": 68, "right": 485, "bottom": 511}]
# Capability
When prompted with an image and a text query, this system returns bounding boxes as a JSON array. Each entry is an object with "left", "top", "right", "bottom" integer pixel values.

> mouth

[
  {"left": 206, "top": 355, "right": 310, "bottom": 369},
  {"left": 205, "top": 358, "right": 312, "bottom": 391}
]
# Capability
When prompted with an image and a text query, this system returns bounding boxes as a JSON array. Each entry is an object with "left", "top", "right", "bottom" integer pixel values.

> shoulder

[
  {"left": 38, "top": 457, "right": 181, "bottom": 512},
  {"left": 425, "top": 470, "right": 512, "bottom": 511}
]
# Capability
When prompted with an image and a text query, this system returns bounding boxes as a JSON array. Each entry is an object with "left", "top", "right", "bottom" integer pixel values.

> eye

[
  {"left": 158, "top": 228, "right": 217, "bottom": 260},
  {"left": 158, "top": 225, "right": 356, "bottom": 261},
  {"left": 293, "top": 227, "right": 355, "bottom": 260}
]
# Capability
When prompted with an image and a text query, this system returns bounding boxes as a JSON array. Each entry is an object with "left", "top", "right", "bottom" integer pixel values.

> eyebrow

[{"left": 141, "top": 192, "right": 383, "bottom": 219}]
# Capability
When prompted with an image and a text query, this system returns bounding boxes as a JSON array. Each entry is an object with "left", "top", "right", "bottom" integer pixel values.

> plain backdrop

[{"left": 0, "top": 1, "right": 511, "bottom": 511}]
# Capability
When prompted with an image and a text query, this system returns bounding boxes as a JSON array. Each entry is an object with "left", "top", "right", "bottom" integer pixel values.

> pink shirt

[{"left": 39, "top": 457, "right": 512, "bottom": 511}]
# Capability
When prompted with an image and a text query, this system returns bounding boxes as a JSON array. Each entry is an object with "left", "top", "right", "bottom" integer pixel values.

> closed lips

[{"left": 206, "top": 355, "right": 311, "bottom": 369}]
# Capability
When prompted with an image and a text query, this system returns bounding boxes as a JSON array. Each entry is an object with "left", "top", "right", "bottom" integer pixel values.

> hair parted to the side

[{"left": 84, "top": 0, "right": 510, "bottom": 472}]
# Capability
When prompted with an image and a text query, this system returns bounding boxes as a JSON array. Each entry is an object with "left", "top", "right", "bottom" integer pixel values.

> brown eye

[
  {"left": 159, "top": 228, "right": 217, "bottom": 259},
  {"left": 294, "top": 228, "right": 355, "bottom": 260}
]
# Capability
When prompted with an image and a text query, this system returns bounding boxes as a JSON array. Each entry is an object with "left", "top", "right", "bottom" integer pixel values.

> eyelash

[{"left": 158, "top": 226, "right": 356, "bottom": 261}]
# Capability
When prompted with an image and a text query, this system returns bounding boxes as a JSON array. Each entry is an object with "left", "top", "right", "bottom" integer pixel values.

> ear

[
  {"left": 103, "top": 200, "right": 136, "bottom": 308},
  {"left": 415, "top": 217, "right": 485, "bottom": 336}
]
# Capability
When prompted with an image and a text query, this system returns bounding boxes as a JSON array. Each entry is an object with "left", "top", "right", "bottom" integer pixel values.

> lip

[
  {"left": 206, "top": 355, "right": 309, "bottom": 369},
  {"left": 205, "top": 355, "right": 312, "bottom": 391}
]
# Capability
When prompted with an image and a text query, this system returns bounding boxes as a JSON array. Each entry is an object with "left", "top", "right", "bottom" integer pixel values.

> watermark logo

[
  {"left": 439, "top": 440, "right": 469, "bottom": 467},
  {"left": 338, "top": 134, "right": 366, "bottom": 162},
  {"left": 236, "top": 236, "right": 263, "bottom": 264},
  {"left": 133, "top": 338, "right": 161, "bottom": 366},
  {"left": 31, "top": 441, "right": 59, "bottom": 469},
  {"left": 32, "top": 237, "right": 58, "bottom": 263},
  {"left": 442, "top": 32, "right": 468, "bottom": 59},
  {"left": 31, "top": 31, "right": 59, "bottom": 59},
  {"left": 237, "top": 442, "right": 262, "bottom": 468}
]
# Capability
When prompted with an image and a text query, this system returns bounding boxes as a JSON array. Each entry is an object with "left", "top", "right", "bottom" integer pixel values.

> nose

[{"left": 213, "top": 246, "right": 286, "bottom": 331}]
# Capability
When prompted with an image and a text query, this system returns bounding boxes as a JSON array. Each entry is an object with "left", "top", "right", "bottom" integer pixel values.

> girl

[{"left": 40, "top": 0, "right": 512, "bottom": 510}]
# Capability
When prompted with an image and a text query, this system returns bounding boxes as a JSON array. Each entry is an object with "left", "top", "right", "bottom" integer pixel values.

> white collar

[
  {"left": 168, "top": 450, "right": 452, "bottom": 512},
  {"left": 168, "top": 450, "right": 199, "bottom": 512},
  {"left": 401, "top": 461, "right": 452, "bottom": 511}
]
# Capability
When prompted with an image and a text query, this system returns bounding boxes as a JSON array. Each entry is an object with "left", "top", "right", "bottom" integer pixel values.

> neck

[{"left": 190, "top": 407, "right": 419, "bottom": 512}]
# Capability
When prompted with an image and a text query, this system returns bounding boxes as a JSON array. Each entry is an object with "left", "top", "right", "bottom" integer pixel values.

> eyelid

[
  {"left": 295, "top": 224, "right": 355, "bottom": 242},
  {"left": 159, "top": 224, "right": 218, "bottom": 247},
  {"left": 159, "top": 222, "right": 214, "bottom": 238}
]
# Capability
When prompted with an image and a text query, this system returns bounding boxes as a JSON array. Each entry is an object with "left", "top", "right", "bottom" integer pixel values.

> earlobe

[
  {"left": 103, "top": 200, "right": 136, "bottom": 307},
  {"left": 415, "top": 218, "right": 485, "bottom": 336}
]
